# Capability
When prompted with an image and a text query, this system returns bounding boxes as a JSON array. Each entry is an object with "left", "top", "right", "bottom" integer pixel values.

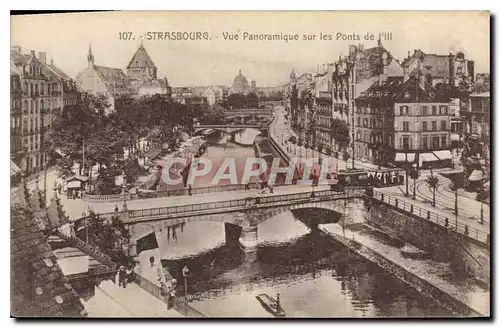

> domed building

[{"left": 231, "top": 69, "right": 250, "bottom": 94}]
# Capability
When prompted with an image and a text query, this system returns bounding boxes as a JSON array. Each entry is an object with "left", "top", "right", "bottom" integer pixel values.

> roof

[
  {"left": 94, "top": 65, "right": 135, "bottom": 97},
  {"left": 470, "top": 92, "right": 490, "bottom": 98},
  {"left": 11, "top": 60, "right": 21, "bottom": 76},
  {"left": 45, "top": 63, "right": 71, "bottom": 80},
  {"left": 402, "top": 50, "right": 453, "bottom": 79},
  {"left": 126, "top": 44, "right": 157, "bottom": 70},
  {"left": 356, "top": 75, "right": 448, "bottom": 104},
  {"left": 139, "top": 78, "right": 169, "bottom": 89},
  {"left": 10, "top": 50, "right": 29, "bottom": 66},
  {"left": 11, "top": 206, "right": 86, "bottom": 317},
  {"left": 65, "top": 174, "right": 89, "bottom": 182},
  {"left": 354, "top": 46, "right": 400, "bottom": 83}
]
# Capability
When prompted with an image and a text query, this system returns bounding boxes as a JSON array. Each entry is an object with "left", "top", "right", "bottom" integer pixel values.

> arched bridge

[{"left": 77, "top": 186, "right": 368, "bottom": 254}]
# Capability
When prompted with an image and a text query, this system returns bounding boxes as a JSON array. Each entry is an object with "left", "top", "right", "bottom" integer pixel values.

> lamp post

[
  {"left": 182, "top": 265, "right": 190, "bottom": 303},
  {"left": 411, "top": 163, "right": 418, "bottom": 200},
  {"left": 122, "top": 171, "right": 128, "bottom": 211}
]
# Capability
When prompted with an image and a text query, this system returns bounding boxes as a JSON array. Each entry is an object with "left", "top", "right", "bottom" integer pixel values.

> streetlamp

[
  {"left": 411, "top": 163, "right": 418, "bottom": 200},
  {"left": 122, "top": 171, "right": 128, "bottom": 211},
  {"left": 182, "top": 265, "right": 190, "bottom": 302}
]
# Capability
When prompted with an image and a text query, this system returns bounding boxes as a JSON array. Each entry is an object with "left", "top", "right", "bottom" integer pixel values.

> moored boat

[{"left": 256, "top": 293, "right": 286, "bottom": 317}]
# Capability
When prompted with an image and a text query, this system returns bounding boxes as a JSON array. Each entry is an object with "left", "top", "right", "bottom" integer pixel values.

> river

[{"left": 151, "top": 133, "right": 451, "bottom": 318}]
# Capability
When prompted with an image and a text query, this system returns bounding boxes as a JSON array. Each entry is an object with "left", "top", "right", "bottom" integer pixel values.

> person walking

[
  {"left": 188, "top": 184, "right": 192, "bottom": 196},
  {"left": 117, "top": 266, "right": 126, "bottom": 287}
]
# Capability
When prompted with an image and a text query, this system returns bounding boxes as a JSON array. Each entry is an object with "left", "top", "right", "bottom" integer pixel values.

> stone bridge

[{"left": 115, "top": 188, "right": 368, "bottom": 255}]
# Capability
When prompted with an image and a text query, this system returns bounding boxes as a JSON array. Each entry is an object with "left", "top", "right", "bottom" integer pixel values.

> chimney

[
  {"left": 449, "top": 53, "right": 455, "bottom": 83},
  {"left": 419, "top": 61, "right": 425, "bottom": 88},
  {"left": 38, "top": 52, "right": 46, "bottom": 64},
  {"left": 403, "top": 66, "right": 409, "bottom": 82}
]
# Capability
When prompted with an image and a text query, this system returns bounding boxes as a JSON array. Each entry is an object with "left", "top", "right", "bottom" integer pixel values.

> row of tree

[{"left": 50, "top": 94, "right": 226, "bottom": 178}]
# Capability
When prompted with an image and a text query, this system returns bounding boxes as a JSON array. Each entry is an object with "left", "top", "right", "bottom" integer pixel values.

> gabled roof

[
  {"left": 356, "top": 76, "right": 448, "bottom": 104},
  {"left": 127, "top": 44, "right": 157, "bottom": 70},
  {"left": 10, "top": 50, "right": 29, "bottom": 66},
  {"left": 94, "top": 65, "right": 135, "bottom": 97},
  {"left": 45, "top": 63, "right": 71, "bottom": 80},
  {"left": 11, "top": 206, "right": 86, "bottom": 317}
]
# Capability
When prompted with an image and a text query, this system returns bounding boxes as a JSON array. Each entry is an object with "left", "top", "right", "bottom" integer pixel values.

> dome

[{"left": 232, "top": 69, "right": 249, "bottom": 94}]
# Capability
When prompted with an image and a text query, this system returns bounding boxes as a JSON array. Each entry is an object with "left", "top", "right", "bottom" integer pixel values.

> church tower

[{"left": 127, "top": 43, "right": 158, "bottom": 89}]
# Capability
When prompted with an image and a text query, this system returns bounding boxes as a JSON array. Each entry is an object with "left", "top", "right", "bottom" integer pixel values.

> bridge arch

[{"left": 251, "top": 201, "right": 346, "bottom": 227}]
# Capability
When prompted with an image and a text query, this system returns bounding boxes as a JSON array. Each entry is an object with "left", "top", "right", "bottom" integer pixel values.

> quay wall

[
  {"left": 366, "top": 198, "right": 490, "bottom": 287},
  {"left": 320, "top": 227, "right": 484, "bottom": 317}
]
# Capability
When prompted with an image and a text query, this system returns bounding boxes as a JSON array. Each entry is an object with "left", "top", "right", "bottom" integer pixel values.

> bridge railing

[
  {"left": 121, "top": 188, "right": 365, "bottom": 223},
  {"left": 371, "top": 190, "right": 490, "bottom": 246}
]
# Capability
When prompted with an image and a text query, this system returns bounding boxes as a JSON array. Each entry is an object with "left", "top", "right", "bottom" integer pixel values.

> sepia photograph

[{"left": 9, "top": 10, "right": 490, "bottom": 318}]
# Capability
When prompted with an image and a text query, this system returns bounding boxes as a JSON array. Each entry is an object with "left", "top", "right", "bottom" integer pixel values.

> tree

[
  {"left": 425, "top": 173, "right": 439, "bottom": 207},
  {"left": 245, "top": 92, "right": 259, "bottom": 108},
  {"left": 330, "top": 119, "right": 350, "bottom": 150},
  {"left": 449, "top": 172, "right": 466, "bottom": 217},
  {"left": 227, "top": 93, "right": 247, "bottom": 109}
]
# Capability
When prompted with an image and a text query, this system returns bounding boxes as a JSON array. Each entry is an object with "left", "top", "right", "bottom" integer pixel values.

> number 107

[{"left": 119, "top": 32, "right": 133, "bottom": 40}]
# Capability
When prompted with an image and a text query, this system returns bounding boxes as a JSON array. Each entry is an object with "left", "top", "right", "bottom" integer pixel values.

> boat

[{"left": 256, "top": 293, "right": 286, "bottom": 317}]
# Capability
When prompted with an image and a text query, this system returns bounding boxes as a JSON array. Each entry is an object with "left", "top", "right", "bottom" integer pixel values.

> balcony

[{"left": 51, "top": 91, "right": 62, "bottom": 96}]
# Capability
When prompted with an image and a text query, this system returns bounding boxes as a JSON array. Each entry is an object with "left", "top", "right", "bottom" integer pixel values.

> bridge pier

[
  {"left": 239, "top": 225, "right": 258, "bottom": 252},
  {"left": 225, "top": 223, "right": 242, "bottom": 246}
]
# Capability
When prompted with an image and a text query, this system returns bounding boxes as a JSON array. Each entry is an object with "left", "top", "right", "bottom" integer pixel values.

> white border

[{"left": 3, "top": 1, "right": 497, "bottom": 328}]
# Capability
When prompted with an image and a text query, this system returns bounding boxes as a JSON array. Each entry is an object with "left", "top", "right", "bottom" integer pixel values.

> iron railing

[
  {"left": 371, "top": 190, "right": 490, "bottom": 246},
  {"left": 55, "top": 230, "right": 206, "bottom": 317}
]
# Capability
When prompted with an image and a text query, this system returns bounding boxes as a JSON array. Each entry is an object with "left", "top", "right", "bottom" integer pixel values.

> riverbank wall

[
  {"left": 319, "top": 226, "right": 487, "bottom": 317},
  {"left": 366, "top": 197, "right": 490, "bottom": 288}
]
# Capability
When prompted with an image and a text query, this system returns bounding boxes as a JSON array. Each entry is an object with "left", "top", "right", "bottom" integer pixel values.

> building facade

[
  {"left": 11, "top": 46, "right": 68, "bottom": 173},
  {"left": 11, "top": 62, "right": 23, "bottom": 169},
  {"left": 76, "top": 45, "right": 136, "bottom": 113},
  {"left": 332, "top": 40, "right": 403, "bottom": 158},
  {"left": 467, "top": 92, "right": 490, "bottom": 140},
  {"left": 355, "top": 73, "right": 453, "bottom": 168},
  {"left": 313, "top": 64, "right": 334, "bottom": 151}
]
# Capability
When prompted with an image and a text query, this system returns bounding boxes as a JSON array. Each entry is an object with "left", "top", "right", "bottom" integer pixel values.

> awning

[
  {"left": 468, "top": 170, "right": 483, "bottom": 182},
  {"left": 10, "top": 160, "right": 21, "bottom": 176},
  {"left": 395, "top": 153, "right": 415, "bottom": 162},
  {"left": 67, "top": 181, "right": 82, "bottom": 189},
  {"left": 420, "top": 153, "right": 438, "bottom": 162},
  {"left": 433, "top": 150, "right": 453, "bottom": 160},
  {"left": 450, "top": 134, "right": 460, "bottom": 142}
]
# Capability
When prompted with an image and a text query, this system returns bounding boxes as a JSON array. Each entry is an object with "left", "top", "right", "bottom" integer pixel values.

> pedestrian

[
  {"left": 245, "top": 183, "right": 250, "bottom": 190},
  {"left": 114, "top": 205, "right": 119, "bottom": 213},
  {"left": 57, "top": 183, "right": 62, "bottom": 195},
  {"left": 72, "top": 190, "right": 76, "bottom": 200},
  {"left": 149, "top": 256, "right": 155, "bottom": 268},
  {"left": 188, "top": 184, "right": 192, "bottom": 196},
  {"left": 117, "top": 266, "right": 126, "bottom": 287},
  {"left": 124, "top": 266, "right": 133, "bottom": 286}
]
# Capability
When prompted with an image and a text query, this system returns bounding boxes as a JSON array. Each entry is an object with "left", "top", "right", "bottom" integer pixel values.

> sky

[{"left": 11, "top": 11, "right": 490, "bottom": 87}]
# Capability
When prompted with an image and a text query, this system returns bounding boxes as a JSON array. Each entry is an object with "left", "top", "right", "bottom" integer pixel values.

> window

[
  {"left": 403, "top": 121, "right": 409, "bottom": 132},
  {"left": 441, "top": 135, "right": 447, "bottom": 148},
  {"left": 357, "top": 117, "right": 361, "bottom": 126},
  {"left": 400, "top": 106, "right": 409, "bottom": 115},
  {"left": 402, "top": 136, "right": 410, "bottom": 149},
  {"left": 422, "top": 106, "right": 428, "bottom": 116},
  {"left": 432, "top": 105, "right": 437, "bottom": 115},
  {"left": 422, "top": 121, "right": 427, "bottom": 131},
  {"left": 356, "top": 131, "right": 361, "bottom": 140},
  {"left": 441, "top": 121, "right": 446, "bottom": 131},
  {"left": 422, "top": 136, "right": 428, "bottom": 150},
  {"left": 40, "top": 82, "right": 44, "bottom": 95},
  {"left": 432, "top": 121, "right": 437, "bottom": 131},
  {"left": 456, "top": 67, "right": 463, "bottom": 74},
  {"left": 432, "top": 136, "right": 439, "bottom": 149},
  {"left": 440, "top": 105, "right": 448, "bottom": 115}
]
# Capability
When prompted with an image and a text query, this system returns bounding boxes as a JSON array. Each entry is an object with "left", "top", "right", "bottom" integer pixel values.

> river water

[{"left": 152, "top": 134, "right": 451, "bottom": 318}]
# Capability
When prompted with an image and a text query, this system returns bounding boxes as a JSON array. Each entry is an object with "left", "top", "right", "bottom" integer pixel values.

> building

[
  {"left": 313, "top": 64, "right": 334, "bottom": 151},
  {"left": 171, "top": 87, "right": 208, "bottom": 106},
  {"left": 332, "top": 40, "right": 403, "bottom": 157},
  {"left": 467, "top": 92, "right": 490, "bottom": 140},
  {"left": 401, "top": 50, "right": 474, "bottom": 88},
  {"left": 11, "top": 205, "right": 86, "bottom": 317},
  {"left": 288, "top": 70, "right": 315, "bottom": 146},
  {"left": 355, "top": 72, "right": 453, "bottom": 168},
  {"left": 76, "top": 45, "right": 135, "bottom": 113},
  {"left": 11, "top": 46, "right": 67, "bottom": 173},
  {"left": 11, "top": 61, "right": 23, "bottom": 170},
  {"left": 126, "top": 44, "right": 172, "bottom": 99},
  {"left": 231, "top": 70, "right": 251, "bottom": 95}
]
